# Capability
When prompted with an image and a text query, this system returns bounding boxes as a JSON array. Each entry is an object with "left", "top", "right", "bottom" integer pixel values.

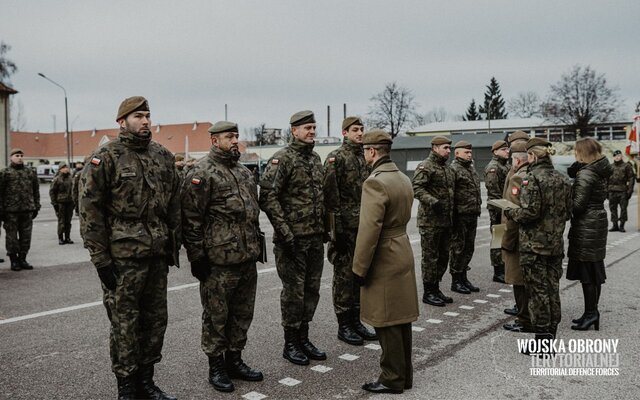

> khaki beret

[
  {"left": 454, "top": 140, "right": 472, "bottom": 149},
  {"left": 508, "top": 130, "right": 529, "bottom": 143},
  {"left": 174, "top": 154, "right": 185, "bottom": 161},
  {"left": 342, "top": 116, "right": 364, "bottom": 131},
  {"left": 290, "top": 110, "right": 316, "bottom": 126},
  {"left": 491, "top": 140, "right": 508, "bottom": 152},
  {"left": 58, "top": 163, "right": 68, "bottom": 169},
  {"left": 431, "top": 136, "right": 452, "bottom": 146},
  {"left": 208, "top": 121, "right": 238, "bottom": 135},
  {"left": 363, "top": 129, "right": 393, "bottom": 146},
  {"left": 613, "top": 149, "right": 622, "bottom": 156},
  {"left": 510, "top": 141, "right": 527, "bottom": 153},
  {"left": 116, "top": 96, "right": 149, "bottom": 121},
  {"left": 526, "top": 137, "right": 552, "bottom": 150},
  {"left": 10, "top": 148, "right": 24, "bottom": 156}
]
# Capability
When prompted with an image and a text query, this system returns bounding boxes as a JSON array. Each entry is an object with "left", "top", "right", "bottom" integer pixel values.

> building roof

[
  {"left": 11, "top": 121, "right": 248, "bottom": 159},
  {"left": 392, "top": 132, "right": 510, "bottom": 150},
  {"left": 408, "top": 118, "right": 547, "bottom": 134},
  {"left": 0, "top": 82, "right": 18, "bottom": 94}
]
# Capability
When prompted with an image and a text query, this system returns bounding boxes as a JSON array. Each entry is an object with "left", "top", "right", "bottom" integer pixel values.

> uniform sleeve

[
  {"left": 322, "top": 154, "right": 343, "bottom": 235},
  {"left": 180, "top": 170, "right": 209, "bottom": 262},
  {"left": 79, "top": 154, "right": 112, "bottom": 269},
  {"left": 259, "top": 157, "right": 295, "bottom": 242},
  {"left": 509, "top": 174, "right": 542, "bottom": 225},
  {"left": 166, "top": 165, "right": 182, "bottom": 254},
  {"left": 49, "top": 178, "right": 58, "bottom": 205},
  {"left": 32, "top": 169, "right": 40, "bottom": 210},
  {"left": 412, "top": 165, "right": 438, "bottom": 206},
  {"left": 626, "top": 164, "right": 636, "bottom": 193},
  {"left": 0, "top": 170, "right": 5, "bottom": 215},
  {"left": 352, "top": 177, "right": 387, "bottom": 278},
  {"left": 484, "top": 167, "right": 502, "bottom": 201},
  {"left": 72, "top": 174, "right": 79, "bottom": 211}
]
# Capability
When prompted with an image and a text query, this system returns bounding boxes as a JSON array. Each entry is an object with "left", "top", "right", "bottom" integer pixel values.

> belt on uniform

[{"left": 380, "top": 226, "right": 406, "bottom": 238}]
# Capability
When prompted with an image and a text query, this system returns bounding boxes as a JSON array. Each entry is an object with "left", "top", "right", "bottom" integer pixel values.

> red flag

[{"left": 627, "top": 116, "right": 639, "bottom": 155}]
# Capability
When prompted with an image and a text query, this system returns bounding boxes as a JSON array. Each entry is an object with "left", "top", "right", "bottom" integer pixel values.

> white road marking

[
  {"left": 412, "top": 326, "right": 425, "bottom": 332},
  {"left": 443, "top": 312, "right": 459, "bottom": 317},
  {"left": 498, "top": 289, "right": 512, "bottom": 293},
  {"left": 426, "top": 319, "right": 442, "bottom": 324},
  {"left": 310, "top": 365, "right": 333, "bottom": 373},
  {"left": 243, "top": 392, "right": 268, "bottom": 400},
  {"left": 459, "top": 305, "right": 475, "bottom": 310},
  {"left": 486, "top": 294, "right": 501, "bottom": 298},
  {"left": 279, "top": 377, "right": 301, "bottom": 386},
  {"left": 339, "top": 353, "right": 359, "bottom": 361},
  {"left": 473, "top": 299, "right": 488, "bottom": 304},
  {"left": 365, "top": 344, "right": 381, "bottom": 350}
]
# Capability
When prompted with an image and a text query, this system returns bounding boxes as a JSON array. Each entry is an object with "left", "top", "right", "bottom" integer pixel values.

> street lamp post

[
  {"left": 38, "top": 73, "right": 71, "bottom": 165},
  {"left": 487, "top": 94, "right": 494, "bottom": 135}
]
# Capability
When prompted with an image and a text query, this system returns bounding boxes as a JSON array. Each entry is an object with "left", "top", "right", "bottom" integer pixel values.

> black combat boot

[
  {"left": 609, "top": 222, "right": 619, "bottom": 232},
  {"left": 10, "top": 254, "right": 21, "bottom": 271},
  {"left": 451, "top": 273, "right": 471, "bottom": 294},
  {"left": 435, "top": 283, "right": 453, "bottom": 304},
  {"left": 283, "top": 328, "right": 309, "bottom": 365},
  {"left": 337, "top": 311, "right": 364, "bottom": 345},
  {"left": 137, "top": 364, "right": 177, "bottom": 400},
  {"left": 492, "top": 265, "right": 505, "bottom": 283},
  {"left": 299, "top": 323, "right": 327, "bottom": 360},
  {"left": 18, "top": 253, "right": 33, "bottom": 270},
  {"left": 462, "top": 271, "right": 480, "bottom": 292},
  {"left": 352, "top": 307, "right": 377, "bottom": 340},
  {"left": 208, "top": 355, "right": 234, "bottom": 392},
  {"left": 504, "top": 305, "right": 518, "bottom": 316},
  {"left": 225, "top": 350, "right": 263, "bottom": 381},
  {"left": 422, "top": 282, "right": 445, "bottom": 307},
  {"left": 619, "top": 222, "right": 626, "bottom": 232},
  {"left": 116, "top": 375, "right": 137, "bottom": 400},
  {"left": 59, "top": 234, "right": 66, "bottom": 245},
  {"left": 64, "top": 229, "right": 74, "bottom": 244}
]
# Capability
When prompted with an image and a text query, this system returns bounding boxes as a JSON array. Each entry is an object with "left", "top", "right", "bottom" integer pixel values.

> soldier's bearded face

[
  {"left": 10, "top": 153, "right": 24, "bottom": 165},
  {"left": 432, "top": 144, "right": 451, "bottom": 158},
  {"left": 213, "top": 132, "right": 241, "bottom": 157},
  {"left": 292, "top": 123, "right": 316, "bottom": 144},
  {"left": 495, "top": 147, "right": 509, "bottom": 159},
  {"left": 121, "top": 111, "right": 152, "bottom": 137},
  {"left": 344, "top": 125, "right": 364, "bottom": 144}
]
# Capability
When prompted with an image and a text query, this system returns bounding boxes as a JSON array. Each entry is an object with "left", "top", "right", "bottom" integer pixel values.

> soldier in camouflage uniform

[
  {"left": 323, "top": 116, "right": 377, "bottom": 346},
  {"left": 607, "top": 149, "right": 635, "bottom": 232},
  {"left": 174, "top": 154, "right": 186, "bottom": 181},
  {"left": 0, "top": 148, "right": 40, "bottom": 271},
  {"left": 449, "top": 141, "right": 482, "bottom": 294},
  {"left": 412, "top": 136, "right": 455, "bottom": 307},
  {"left": 181, "top": 121, "right": 263, "bottom": 393},
  {"left": 484, "top": 140, "right": 510, "bottom": 283},
  {"left": 259, "top": 110, "right": 327, "bottom": 366},
  {"left": 49, "top": 163, "right": 75, "bottom": 245},
  {"left": 71, "top": 161, "right": 84, "bottom": 216},
  {"left": 79, "top": 97, "right": 180, "bottom": 400},
  {"left": 504, "top": 138, "right": 571, "bottom": 349}
]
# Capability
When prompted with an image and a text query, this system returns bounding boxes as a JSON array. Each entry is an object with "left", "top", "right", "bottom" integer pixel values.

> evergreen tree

[
  {"left": 464, "top": 98, "right": 481, "bottom": 121},
  {"left": 479, "top": 77, "right": 508, "bottom": 120}
]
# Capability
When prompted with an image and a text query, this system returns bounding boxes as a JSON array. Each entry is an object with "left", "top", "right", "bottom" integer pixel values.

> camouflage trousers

[
  {"left": 608, "top": 191, "right": 629, "bottom": 223},
  {"left": 449, "top": 214, "right": 478, "bottom": 274},
  {"left": 4, "top": 212, "right": 33, "bottom": 256},
  {"left": 328, "top": 230, "right": 360, "bottom": 315},
  {"left": 55, "top": 202, "right": 74, "bottom": 237},
  {"left": 200, "top": 261, "right": 257, "bottom": 357},
  {"left": 420, "top": 226, "right": 451, "bottom": 284},
  {"left": 102, "top": 256, "right": 168, "bottom": 378},
  {"left": 489, "top": 209, "right": 505, "bottom": 268},
  {"left": 520, "top": 253, "right": 563, "bottom": 333},
  {"left": 274, "top": 235, "right": 324, "bottom": 329}
]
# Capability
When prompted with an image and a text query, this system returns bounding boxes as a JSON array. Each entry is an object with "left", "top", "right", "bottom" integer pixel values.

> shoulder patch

[
  {"left": 90, "top": 157, "right": 101, "bottom": 166},
  {"left": 191, "top": 178, "right": 202, "bottom": 185},
  {"left": 418, "top": 165, "right": 425, "bottom": 170},
  {"left": 522, "top": 179, "right": 529, "bottom": 186},
  {"left": 271, "top": 159, "right": 279, "bottom": 165},
  {"left": 490, "top": 168, "right": 496, "bottom": 173},
  {"left": 328, "top": 157, "right": 336, "bottom": 163},
  {"left": 511, "top": 187, "right": 519, "bottom": 196}
]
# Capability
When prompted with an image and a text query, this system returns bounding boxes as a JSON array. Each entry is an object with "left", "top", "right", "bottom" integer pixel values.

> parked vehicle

[{"left": 36, "top": 164, "right": 59, "bottom": 182}]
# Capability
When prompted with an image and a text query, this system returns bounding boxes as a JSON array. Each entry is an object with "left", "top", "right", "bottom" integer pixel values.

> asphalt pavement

[{"left": 1, "top": 184, "right": 638, "bottom": 400}]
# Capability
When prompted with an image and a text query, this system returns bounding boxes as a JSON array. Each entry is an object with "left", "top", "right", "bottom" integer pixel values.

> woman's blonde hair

[
  {"left": 528, "top": 145, "right": 556, "bottom": 164},
  {"left": 574, "top": 137, "right": 603, "bottom": 164}
]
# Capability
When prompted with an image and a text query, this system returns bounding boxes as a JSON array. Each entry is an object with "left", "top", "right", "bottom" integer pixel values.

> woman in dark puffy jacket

[{"left": 566, "top": 138, "right": 612, "bottom": 330}]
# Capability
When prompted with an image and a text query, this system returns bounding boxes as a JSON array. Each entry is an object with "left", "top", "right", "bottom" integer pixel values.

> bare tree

[
  {"left": 0, "top": 41, "right": 18, "bottom": 83},
  {"left": 367, "top": 82, "right": 417, "bottom": 137},
  {"left": 414, "top": 107, "right": 448, "bottom": 126},
  {"left": 507, "top": 91, "right": 542, "bottom": 118},
  {"left": 10, "top": 98, "right": 27, "bottom": 131},
  {"left": 542, "top": 65, "right": 622, "bottom": 136}
]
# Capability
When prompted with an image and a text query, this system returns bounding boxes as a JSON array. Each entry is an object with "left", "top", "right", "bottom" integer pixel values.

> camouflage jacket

[
  {"left": 608, "top": 160, "right": 635, "bottom": 193},
  {"left": 72, "top": 169, "right": 82, "bottom": 210},
  {"left": 322, "top": 139, "right": 369, "bottom": 234},
  {"left": 50, "top": 172, "right": 74, "bottom": 204},
  {"left": 450, "top": 157, "right": 481, "bottom": 215},
  {"left": 79, "top": 131, "right": 181, "bottom": 269},
  {"left": 259, "top": 139, "right": 325, "bottom": 242},
  {"left": 508, "top": 157, "right": 572, "bottom": 256},
  {"left": 0, "top": 163, "right": 40, "bottom": 213},
  {"left": 181, "top": 146, "right": 261, "bottom": 265},
  {"left": 412, "top": 151, "right": 455, "bottom": 228},
  {"left": 484, "top": 155, "right": 509, "bottom": 211}
]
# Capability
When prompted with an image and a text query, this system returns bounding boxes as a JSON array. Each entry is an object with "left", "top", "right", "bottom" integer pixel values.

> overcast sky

[{"left": 2, "top": 0, "right": 639, "bottom": 138}]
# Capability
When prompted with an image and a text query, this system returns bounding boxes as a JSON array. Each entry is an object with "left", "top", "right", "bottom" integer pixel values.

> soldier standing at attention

[
  {"left": 607, "top": 149, "right": 635, "bottom": 232},
  {"left": 0, "top": 148, "right": 40, "bottom": 271},
  {"left": 181, "top": 121, "right": 263, "bottom": 393},
  {"left": 449, "top": 141, "right": 482, "bottom": 294},
  {"left": 504, "top": 138, "right": 571, "bottom": 351},
  {"left": 71, "top": 161, "right": 84, "bottom": 216},
  {"left": 353, "top": 129, "right": 418, "bottom": 394},
  {"left": 49, "top": 163, "right": 75, "bottom": 244},
  {"left": 484, "top": 140, "right": 510, "bottom": 283},
  {"left": 174, "top": 154, "right": 186, "bottom": 181},
  {"left": 259, "top": 110, "right": 326, "bottom": 366},
  {"left": 79, "top": 96, "right": 180, "bottom": 400},
  {"left": 323, "top": 116, "right": 377, "bottom": 346},
  {"left": 412, "top": 136, "right": 455, "bottom": 307}
]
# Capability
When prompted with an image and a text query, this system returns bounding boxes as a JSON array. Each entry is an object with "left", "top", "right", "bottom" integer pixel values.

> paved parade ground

[{"left": 1, "top": 184, "right": 639, "bottom": 400}]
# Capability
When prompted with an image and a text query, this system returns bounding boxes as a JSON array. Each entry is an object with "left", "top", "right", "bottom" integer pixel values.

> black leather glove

[
  {"left": 97, "top": 265, "right": 117, "bottom": 291},
  {"left": 32, "top": 210, "right": 39, "bottom": 220},
  {"left": 282, "top": 239, "right": 297, "bottom": 257},
  {"left": 190, "top": 258, "right": 210, "bottom": 282},
  {"left": 333, "top": 233, "right": 349, "bottom": 253},
  {"left": 353, "top": 274, "right": 367, "bottom": 287},
  {"left": 627, "top": 191, "right": 633, "bottom": 200},
  {"left": 432, "top": 200, "right": 444, "bottom": 214},
  {"left": 567, "top": 161, "right": 585, "bottom": 179},
  {"left": 53, "top": 204, "right": 60, "bottom": 213}
]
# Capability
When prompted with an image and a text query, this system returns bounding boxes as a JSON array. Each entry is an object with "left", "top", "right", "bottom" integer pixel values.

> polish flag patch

[
  {"left": 191, "top": 178, "right": 201, "bottom": 185},
  {"left": 522, "top": 180, "right": 529, "bottom": 186},
  {"left": 328, "top": 157, "right": 336, "bottom": 163},
  {"left": 90, "top": 157, "right": 101, "bottom": 166},
  {"left": 511, "top": 187, "right": 519, "bottom": 195},
  {"left": 272, "top": 159, "right": 279, "bottom": 165}
]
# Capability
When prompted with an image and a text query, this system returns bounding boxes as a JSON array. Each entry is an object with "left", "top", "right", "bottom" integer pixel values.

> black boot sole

[
  {"left": 337, "top": 334, "right": 364, "bottom": 346},
  {"left": 422, "top": 298, "right": 446, "bottom": 307},
  {"left": 282, "top": 352, "right": 310, "bottom": 365},
  {"left": 228, "top": 371, "right": 264, "bottom": 382},
  {"left": 209, "top": 382, "right": 235, "bottom": 392}
]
